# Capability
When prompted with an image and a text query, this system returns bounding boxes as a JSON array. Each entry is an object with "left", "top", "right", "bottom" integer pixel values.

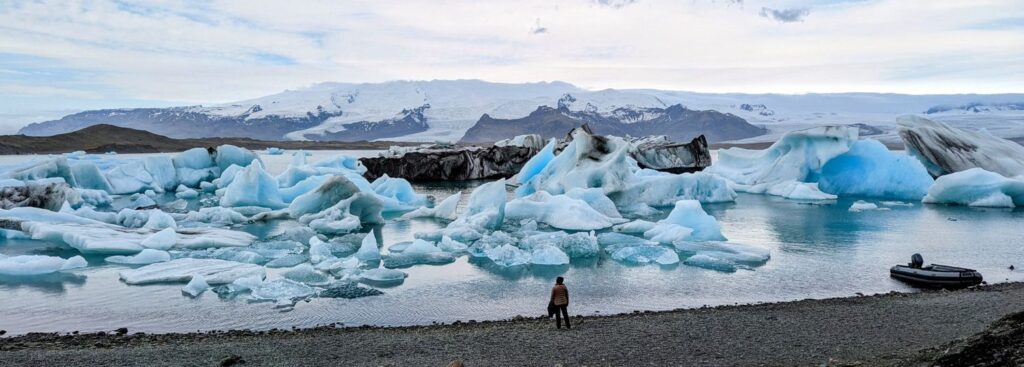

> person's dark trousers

[{"left": 555, "top": 305, "right": 570, "bottom": 329}]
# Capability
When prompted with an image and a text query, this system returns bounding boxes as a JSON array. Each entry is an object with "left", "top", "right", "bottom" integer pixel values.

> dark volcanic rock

[
  {"left": 931, "top": 311, "right": 1024, "bottom": 367},
  {"left": 459, "top": 104, "right": 766, "bottom": 144},
  {"left": 19, "top": 107, "right": 339, "bottom": 140},
  {"left": 360, "top": 144, "right": 539, "bottom": 181}
]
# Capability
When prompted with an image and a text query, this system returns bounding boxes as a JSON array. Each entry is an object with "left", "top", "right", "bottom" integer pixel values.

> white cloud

[{"left": 0, "top": 0, "right": 1020, "bottom": 113}]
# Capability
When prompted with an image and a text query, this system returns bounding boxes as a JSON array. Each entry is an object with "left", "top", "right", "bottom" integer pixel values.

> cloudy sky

[{"left": 0, "top": 0, "right": 1022, "bottom": 131}]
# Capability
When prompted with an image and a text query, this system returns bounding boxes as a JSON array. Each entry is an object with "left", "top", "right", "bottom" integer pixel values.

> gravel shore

[{"left": 2, "top": 282, "right": 1024, "bottom": 366}]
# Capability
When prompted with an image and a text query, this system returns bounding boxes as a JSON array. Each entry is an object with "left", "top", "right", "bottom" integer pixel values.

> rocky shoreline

[{"left": 2, "top": 282, "right": 1023, "bottom": 366}]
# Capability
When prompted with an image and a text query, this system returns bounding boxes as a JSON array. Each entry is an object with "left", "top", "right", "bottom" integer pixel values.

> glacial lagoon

[{"left": 0, "top": 150, "right": 1022, "bottom": 335}]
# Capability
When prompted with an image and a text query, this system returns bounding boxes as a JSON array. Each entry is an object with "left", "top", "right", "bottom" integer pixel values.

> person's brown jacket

[{"left": 551, "top": 284, "right": 569, "bottom": 306}]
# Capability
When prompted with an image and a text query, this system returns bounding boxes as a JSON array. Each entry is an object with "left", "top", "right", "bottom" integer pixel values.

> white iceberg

[
  {"left": 220, "top": 160, "right": 286, "bottom": 209},
  {"left": 0, "top": 255, "right": 87, "bottom": 276},
  {"left": 119, "top": 258, "right": 265, "bottom": 285},
  {"left": 181, "top": 274, "right": 210, "bottom": 297},
  {"left": 610, "top": 246, "right": 679, "bottom": 265},
  {"left": 529, "top": 244, "right": 570, "bottom": 265},
  {"left": 923, "top": 168, "right": 1024, "bottom": 207},
  {"left": 505, "top": 191, "right": 626, "bottom": 231},
  {"left": 105, "top": 249, "right": 171, "bottom": 265}
]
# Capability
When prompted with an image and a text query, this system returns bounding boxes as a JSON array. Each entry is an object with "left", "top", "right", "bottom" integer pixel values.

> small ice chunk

[
  {"left": 119, "top": 258, "right": 265, "bottom": 285},
  {"left": 282, "top": 264, "right": 332, "bottom": 286},
  {"left": 249, "top": 279, "right": 315, "bottom": 302},
  {"left": 355, "top": 233, "right": 381, "bottom": 262},
  {"left": 505, "top": 191, "right": 626, "bottom": 231},
  {"left": 105, "top": 249, "right": 171, "bottom": 265},
  {"left": 0, "top": 255, "right": 88, "bottom": 275},
  {"left": 359, "top": 268, "right": 408, "bottom": 283},
  {"left": 140, "top": 228, "right": 178, "bottom": 251},
  {"left": 485, "top": 244, "right": 531, "bottom": 267},
  {"left": 611, "top": 246, "right": 680, "bottom": 265},
  {"left": 181, "top": 275, "right": 210, "bottom": 297},
  {"left": 438, "top": 236, "right": 468, "bottom": 253},
  {"left": 530, "top": 245, "right": 570, "bottom": 265},
  {"left": 848, "top": 200, "right": 888, "bottom": 212}
]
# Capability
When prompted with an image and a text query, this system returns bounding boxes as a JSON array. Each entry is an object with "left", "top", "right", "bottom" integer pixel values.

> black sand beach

[{"left": 2, "top": 282, "right": 1023, "bottom": 366}]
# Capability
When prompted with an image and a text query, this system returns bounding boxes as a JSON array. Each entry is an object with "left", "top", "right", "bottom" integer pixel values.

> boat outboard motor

[{"left": 910, "top": 253, "right": 924, "bottom": 268}]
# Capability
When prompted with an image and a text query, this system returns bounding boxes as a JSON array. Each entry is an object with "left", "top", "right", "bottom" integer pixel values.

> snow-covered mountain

[{"left": 17, "top": 80, "right": 1024, "bottom": 144}]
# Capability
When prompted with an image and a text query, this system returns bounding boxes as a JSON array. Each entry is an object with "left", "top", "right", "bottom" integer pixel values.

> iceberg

[
  {"left": 371, "top": 175, "right": 431, "bottom": 210},
  {"left": 520, "top": 231, "right": 600, "bottom": 258},
  {"left": 214, "top": 145, "right": 260, "bottom": 172},
  {"left": 674, "top": 241, "right": 771, "bottom": 272},
  {"left": 0, "top": 181, "right": 80, "bottom": 211},
  {"left": 923, "top": 168, "right": 1024, "bottom": 207},
  {"left": 516, "top": 138, "right": 556, "bottom": 184},
  {"left": 484, "top": 244, "right": 531, "bottom": 267},
  {"left": 140, "top": 228, "right": 178, "bottom": 250},
  {"left": 105, "top": 249, "right": 171, "bottom": 265},
  {"left": 610, "top": 246, "right": 679, "bottom": 265},
  {"left": 399, "top": 191, "right": 461, "bottom": 221},
  {"left": 181, "top": 275, "right": 210, "bottom": 297},
  {"left": 359, "top": 268, "right": 408, "bottom": 283},
  {"left": 220, "top": 160, "right": 286, "bottom": 209},
  {"left": 0, "top": 255, "right": 87, "bottom": 276},
  {"left": 119, "top": 258, "right": 265, "bottom": 285},
  {"left": 529, "top": 245, "right": 570, "bottom": 265},
  {"left": 656, "top": 200, "right": 726, "bottom": 241},
  {"left": 143, "top": 156, "right": 177, "bottom": 191},
  {"left": 249, "top": 279, "right": 315, "bottom": 302},
  {"left": 505, "top": 191, "right": 626, "bottom": 231},
  {"left": 355, "top": 232, "right": 382, "bottom": 262},
  {"left": 515, "top": 127, "right": 734, "bottom": 206},
  {"left": 282, "top": 264, "right": 332, "bottom": 286},
  {"left": 441, "top": 179, "right": 506, "bottom": 240},
  {"left": 265, "top": 147, "right": 285, "bottom": 155},
  {"left": 898, "top": 115, "right": 1024, "bottom": 178},
  {"left": 848, "top": 200, "right": 888, "bottom": 212},
  {"left": 818, "top": 140, "right": 934, "bottom": 200},
  {"left": 709, "top": 126, "right": 857, "bottom": 186}
]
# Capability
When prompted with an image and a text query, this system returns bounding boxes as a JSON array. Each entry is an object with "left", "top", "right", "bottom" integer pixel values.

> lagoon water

[{"left": 1, "top": 150, "right": 1023, "bottom": 335}]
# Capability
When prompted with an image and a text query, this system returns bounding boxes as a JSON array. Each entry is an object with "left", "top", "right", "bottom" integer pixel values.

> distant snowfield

[{"left": 20, "top": 80, "right": 1024, "bottom": 143}]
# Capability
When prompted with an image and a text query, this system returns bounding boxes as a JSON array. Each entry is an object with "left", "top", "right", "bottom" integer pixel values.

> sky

[{"left": 0, "top": 0, "right": 1022, "bottom": 132}]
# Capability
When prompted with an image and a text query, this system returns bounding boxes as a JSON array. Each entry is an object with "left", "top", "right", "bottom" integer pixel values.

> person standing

[{"left": 550, "top": 277, "right": 570, "bottom": 329}]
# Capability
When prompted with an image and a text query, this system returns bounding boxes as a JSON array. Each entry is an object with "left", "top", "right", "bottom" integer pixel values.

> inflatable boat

[{"left": 890, "top": 254, "right": 983, "bottom": 289}]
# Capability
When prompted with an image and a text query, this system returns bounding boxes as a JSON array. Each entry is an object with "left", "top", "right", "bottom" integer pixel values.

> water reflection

[{"left": 0, "top": 273, "right": 87, "bottom": 294}]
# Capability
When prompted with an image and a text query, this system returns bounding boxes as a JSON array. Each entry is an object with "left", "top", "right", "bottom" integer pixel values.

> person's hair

[{"left": 556, "top": 276, "right": 564, "bottom": 285}]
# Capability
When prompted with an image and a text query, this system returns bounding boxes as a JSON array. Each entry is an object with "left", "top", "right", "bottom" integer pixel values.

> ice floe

[
  {"left": 0, "top": 255, "right": 87, "bottom": 276},
  {"left": 923, "top": 168, "right": 1024, "bottom": 207}
]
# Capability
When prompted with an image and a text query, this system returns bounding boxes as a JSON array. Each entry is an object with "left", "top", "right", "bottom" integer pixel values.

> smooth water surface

[{"left": 1, "top": 150, "right": 1023, "bottom": 335}]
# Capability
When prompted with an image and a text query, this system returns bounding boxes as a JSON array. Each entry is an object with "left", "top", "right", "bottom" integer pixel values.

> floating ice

[
  {"left": 675, "top": 241, "right": 771, "bottom": 272},
  {"left": 249, "top": 279, "right": 315, "bottom": 302},
  {"left": 610, "top": 246, "right": 679, "bottom": 265},
  {"left": 105, "top": 249, "right": 171, "bottom": 265},
  {"left": 819, "top": 140, "right": 934, "bottom": 200},
  {"left": 0, "top": 255, "right": 87, "bottom": 276},
  {"left": 484, "top": 244, "right": 531, "bottom": 267},
  {"left": 355, "top": 232, "right": 381, "bottom": 262},
  {"left": 140, "top": 228, "right": 178, "bottom": 250},
  {"left": 440, "top": 179, "right": 507, "bottom": 241},
  {"left": 181, "top": 207, "right": 248, "bottom": 226},
  {"left": 848, "top": 200, "right": 888, "bottom": 212},
  {"left": 265, "top": 147, "right": 285, "bottom": 155},
  {"left": 515, "top": 138, "right": 556, "bottom": 184},
  {"left": 506, "top": 191, "right": 626, "bottom": 231},
  {"left": 661, "top": 200, "right": 726, "bottom": 241},
  {"left": 399, "top": 191, "right": 461, "bottom": 221},
  {"left": 898, "top": 115, "right": 1024, "bottom": 178},
  {"left": 437, "top": 235, "right": 468, "bottom": 253},
  {"left": 564, "top": 188, "right": 621, "bottom": 219},
  {"left": 214, "top": 145, "right": 260, "bottom": 172},
  {"left": 282, "top": 264, "right": 332, "bottom": 286},
  {"left": 175, "top": 188, "right": 199, "bottom": 200},
  {"left": 371, "top": 175, "right": 431, "bottom": 211},
  {"left": 220, "top": 160, "right": 286, "bottom": 209},
  {"left": 923, "top": 168, "right": 1024, "bottom": 207},
  {"left": 119, "top": 258, "right": 265, "bottom": 285},
  {"left": 181, "top": 275, "right": 210, "bottom": 297},
  {"left": 530, "top": 245, "right": 570, "bottom": 265},
  {"left": 709, "top": 126, "right": 857, "bottom": 186},
  {"left": 520, "top": 231, "right": 600, "bottom": 258},
  {"left": 596, "top": 232, "right": 656, "bottom": 253},
  {"left": 741, "top": 181, "right": 837, "bottom": 201},
  {"left": 359, "top": 268, "right": 407, "bottom": 283},
  {"left": 144, "top": 156, "right": 177, "bottom": 191}
]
